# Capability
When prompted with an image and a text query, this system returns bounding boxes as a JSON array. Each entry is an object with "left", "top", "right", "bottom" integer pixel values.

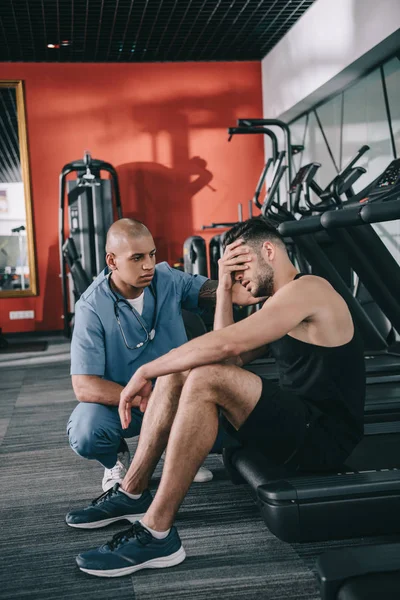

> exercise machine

[
  {"left": 317, "top": 544, "right": 400, "bottom": 600},
  {"left": 59, "top": 151, "right": 122, "bottom": 337},
  {"left": 182, "top": 235, "right": 208, "bottom": 276}
]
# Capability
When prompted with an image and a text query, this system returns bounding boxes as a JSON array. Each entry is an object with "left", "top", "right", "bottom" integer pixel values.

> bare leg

[
  {"left": 142, "top": 364, "right": 262, "bottom": 531},
  {"left": 121, "top": 371, "right": 188, "bottom": 494}
]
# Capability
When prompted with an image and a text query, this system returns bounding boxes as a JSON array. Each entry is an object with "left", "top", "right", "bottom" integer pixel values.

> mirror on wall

[{"left": 0, "top": 80, "right": 36, "bottom": 297}]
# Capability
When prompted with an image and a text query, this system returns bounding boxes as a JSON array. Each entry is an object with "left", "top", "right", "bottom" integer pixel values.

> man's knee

[
  {"left": 154, "top": 371, "right": 190, "bottom": 394},
  {"left": 67, "top": 415, "right": 100, "bottom": 459},
  {"left": 184, "top": 365, "right": 224, "bottom": 396},
  {"left": 66, "top": 402, "right": 121, "bottom": 460}
]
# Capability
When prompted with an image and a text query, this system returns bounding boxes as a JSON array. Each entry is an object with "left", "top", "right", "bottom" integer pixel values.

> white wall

[{"left": 261, "top": 0, "right": 400, "bottom": 122}]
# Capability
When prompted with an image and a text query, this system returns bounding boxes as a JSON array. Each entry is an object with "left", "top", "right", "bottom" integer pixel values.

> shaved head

[
  {"left": 105, "top": 218, "right": 156, "bottom": 295},
  {"left": 106, "top": 218, "right": 151, "bottom": 254}
]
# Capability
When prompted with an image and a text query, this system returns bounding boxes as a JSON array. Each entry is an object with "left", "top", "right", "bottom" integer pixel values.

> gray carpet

[{"left": 1, "top": 360, "right": 397, "bottom": 599}]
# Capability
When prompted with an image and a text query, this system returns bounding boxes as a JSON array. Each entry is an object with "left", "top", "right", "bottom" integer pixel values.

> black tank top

[{"left": 268, "top": 274, "right": 366, "bottom": 444}]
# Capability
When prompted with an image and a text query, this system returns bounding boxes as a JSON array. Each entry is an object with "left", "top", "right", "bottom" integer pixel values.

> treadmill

[
  {"left": 223, "top": 162, "right": 400, "bottom": 544},
  {"left": 247, "top": 154, "right": 400, "bottom": 386},
  {"left": 278, "top": 154, "right": 400, "bottom": 378},
  {"left": 317, "top": 543, "right": 400, "bottom": 599},
  {"left": 277, "top": 159, "right": 400, "bottom": 421}
]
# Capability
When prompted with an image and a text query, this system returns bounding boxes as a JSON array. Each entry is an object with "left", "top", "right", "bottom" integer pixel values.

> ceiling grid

[{"left": 0, "top": 0, "right": 315, "bottom": 62}]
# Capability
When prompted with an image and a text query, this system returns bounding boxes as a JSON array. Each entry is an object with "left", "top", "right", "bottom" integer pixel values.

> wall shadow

[{"left": 117, "top": 156, "right": 213, "bottom": 263}]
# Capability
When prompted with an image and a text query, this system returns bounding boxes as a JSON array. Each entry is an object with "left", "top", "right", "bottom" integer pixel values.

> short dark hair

[{"left": 223, "top": 217, "right": 286, "bottom": 251}]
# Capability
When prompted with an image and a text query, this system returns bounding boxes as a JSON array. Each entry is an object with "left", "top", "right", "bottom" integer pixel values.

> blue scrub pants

[{"left": 67, "top": 402, "right": 229, "bottom": 469}]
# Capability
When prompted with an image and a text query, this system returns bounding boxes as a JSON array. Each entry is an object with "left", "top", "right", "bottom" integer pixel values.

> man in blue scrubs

[{"left": 67, "top": 218, "right": 254, "bottom": 502}]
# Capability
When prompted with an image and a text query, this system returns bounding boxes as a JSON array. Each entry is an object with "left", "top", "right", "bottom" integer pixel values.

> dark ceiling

[{"left": 0, "top": 0, "right": 315, "bottom": 63}]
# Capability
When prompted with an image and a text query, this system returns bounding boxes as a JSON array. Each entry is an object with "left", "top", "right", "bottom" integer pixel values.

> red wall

[{"left": 0, "top": 62, "right": 263, "bottom": 333}]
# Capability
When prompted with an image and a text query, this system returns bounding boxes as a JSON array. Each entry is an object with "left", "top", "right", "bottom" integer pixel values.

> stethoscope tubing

[{"left": 107, "top": 273, "right": 157, "bottom": 349}]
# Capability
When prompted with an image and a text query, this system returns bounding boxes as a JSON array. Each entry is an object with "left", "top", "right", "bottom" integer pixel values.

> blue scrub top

[{"left": 70, "top": 262, "right": 208, "bottom": 386}]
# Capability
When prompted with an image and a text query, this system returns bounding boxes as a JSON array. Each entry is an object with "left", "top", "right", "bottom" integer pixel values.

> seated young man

[{"left": 69, "top": 217, "right": 366, "bottom": 577}]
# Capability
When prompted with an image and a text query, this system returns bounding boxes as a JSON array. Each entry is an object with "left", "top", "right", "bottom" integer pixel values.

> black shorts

[{"left": 221, "top": 377, "right": 356, "bottom": 471}]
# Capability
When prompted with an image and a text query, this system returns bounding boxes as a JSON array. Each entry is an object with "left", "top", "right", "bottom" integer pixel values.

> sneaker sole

[
  {"left": 79, "top": 546, "right": 186, "bottom": 577},
  {"left": 66, "top": 513, "right": 146, "bottom": 529},
  {"left": 193, "top": 473, "right": 213, "bottom": 483}
]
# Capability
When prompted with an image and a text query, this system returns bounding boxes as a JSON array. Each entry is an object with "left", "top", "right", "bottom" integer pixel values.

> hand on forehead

[{"left": 225, "top": 238, "right": 254, "bottom": 257}]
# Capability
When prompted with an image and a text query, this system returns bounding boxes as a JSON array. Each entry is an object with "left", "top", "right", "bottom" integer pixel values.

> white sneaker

[
  {"left": 193, "top": 465, "right": 213, "bottom": 483},
  {"left": 160, "top": 452, "right": 213, "bottom": 483},
  {"left": 102, "top": 448, "right": 131, "bottom": 492}
]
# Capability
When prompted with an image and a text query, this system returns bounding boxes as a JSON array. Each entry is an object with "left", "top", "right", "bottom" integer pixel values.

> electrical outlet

[{"left": 9, "top": 310, "right": 35, "bottom": 320}]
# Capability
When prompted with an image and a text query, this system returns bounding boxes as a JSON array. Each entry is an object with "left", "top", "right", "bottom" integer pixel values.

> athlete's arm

[
  {"left": 146, "top": 278, "right": 313, "bottom": 373},
  {"left": 119, "top": 278, "right": 317, "bottom": 426}
]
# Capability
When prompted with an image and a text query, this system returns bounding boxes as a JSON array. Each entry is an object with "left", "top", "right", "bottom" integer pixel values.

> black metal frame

[{"left": 59, "top": 154, "right": 122, "bottom": 338}]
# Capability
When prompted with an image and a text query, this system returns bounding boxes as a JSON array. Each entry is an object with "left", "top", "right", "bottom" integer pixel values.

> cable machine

[{"left": 59, "top": 151, "right": 122, "bottom": 337}]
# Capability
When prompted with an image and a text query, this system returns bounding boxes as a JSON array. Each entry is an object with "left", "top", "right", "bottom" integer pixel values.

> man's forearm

[
  {"left": 214, "top": 288, "right": 234, "bottom": 330},
  {"left": 73, "top": 376, "right": 124, "bottom": 406},
  {"left": 140, "top": 327, "right": 238, "bottom": 381}
]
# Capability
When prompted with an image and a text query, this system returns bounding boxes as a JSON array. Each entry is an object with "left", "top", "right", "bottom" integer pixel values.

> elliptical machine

[{"left": 59, "top": 152, "right": 122, "bottom": 337}]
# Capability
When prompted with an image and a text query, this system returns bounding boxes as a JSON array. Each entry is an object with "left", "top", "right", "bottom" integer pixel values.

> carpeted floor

[{"left": 1, "top": 359, "right": 398, "bottom": 600}]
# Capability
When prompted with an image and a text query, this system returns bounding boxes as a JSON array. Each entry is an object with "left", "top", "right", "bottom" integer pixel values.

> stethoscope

[{"left": 107, "top": 274, "right": 157, "bottom": 349}]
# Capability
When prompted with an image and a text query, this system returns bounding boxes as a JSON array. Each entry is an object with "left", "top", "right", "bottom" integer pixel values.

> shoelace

[
  {"left": 91, "top": 483, "right": 120, "bottom": 506},
  {"left": 106, "top": 522, "right": 153, "bottom": 551}
]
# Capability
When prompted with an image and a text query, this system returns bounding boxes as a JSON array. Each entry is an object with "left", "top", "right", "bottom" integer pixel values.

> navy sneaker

[
  {"left": 65, "top": 484, "right": 152, "bottom": 529},
  {"left": 76, "top": 521, "right": 186, "bottom": 577}
]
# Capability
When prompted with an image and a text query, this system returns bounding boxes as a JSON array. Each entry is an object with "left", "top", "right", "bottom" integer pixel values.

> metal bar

[
  {"left": 117, "top": 0, "right": 135, "bottom": 61},
  {"left": 144, "top": 0, "right": 164, "bottom": 57},
  {"left": 82, "top": 0, "right": 89, "bottom": 60},
  {"left": 0, "top": 133, "right": 19, "bottom": 182},
  {"left": 239, "top": 0, "right": 293, "bottom": 54},
  {"left": 154, "top": 0, "right": 178, "bottom": 58},
  {"left": 175, "top": 0, "right": 208, "bottom": 60},
  {"left": 187, "top": 0, "right": 223, "bottom": 58},
  {"left": 70, "top": 0, "right": 74, "bottom": 60},
  {"left": 10, "top": 0, "right": 22, "bottom": 60},
  {"left": 2, "top": 90, "right": 20, "bottom": 149},
  {"left": 0, "top": 17, "right": 11, "bottom": 60},
  {"left": 339, "top": 92, "right": 344, "bottom": 171},
  {"left": 131, "top": 0, "right": 151, "bottom": 61},
  {"left": 198, "top": 0, "right": 236, "bottom": 59},
  {"left": 41, "top": 0, "right": 49, "bottom": 60},
  {"left": 164, "top": 0, "right": 195, "bottom": 59},
  {"left": 314, "top": 108, "right": 339, "bottom": 173},
  {"left": 94, "top": 0, "right": 104, "bottom": 60},
  {"left": 0, "top": 111, "right": 21, "bottom": 176},
  {"left": 239, "top": 118, "right": 293, "bottom": 210},
  {"left": 299, "top": 112, "right": 309, "bottom": 170},
  {"left": 380, "top": 65, "right": 397, "bottom": 160},
  {"left": 224, "top": 0, "right": 279, "bottom": 56},
  {"left": 256, "top": 0, "right": 311, "bottom": 55},
  {"left": 208, "top": 0, "right": 252, "bottom": 59},
  {"left": 0, "top": 114, "right": 20, "bottom": 180},
  {"left": 56, "top": 0, "right": 60, "bottom": 59},
  {"left": 106, "top": 0, "right": 120, "bottom": 61},
  {"left": 25, "top": 0, "right": 37, "bottom": 61}
]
